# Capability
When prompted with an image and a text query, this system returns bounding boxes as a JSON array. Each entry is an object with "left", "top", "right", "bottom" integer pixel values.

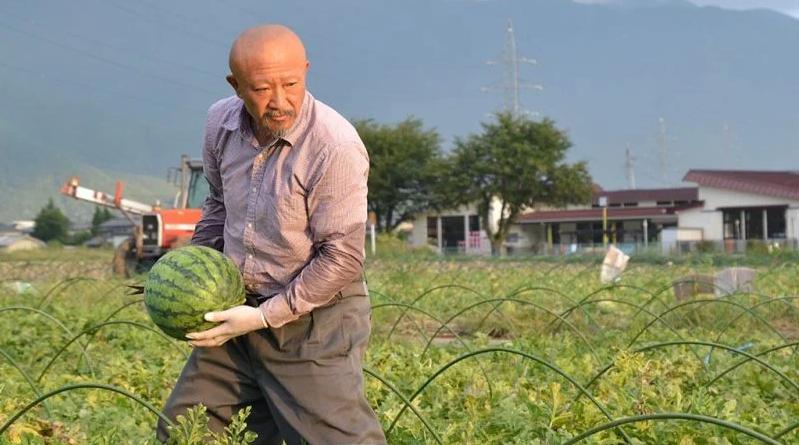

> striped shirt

[{"left": 191, "top": 91, "right": 369, "bottom": 328}]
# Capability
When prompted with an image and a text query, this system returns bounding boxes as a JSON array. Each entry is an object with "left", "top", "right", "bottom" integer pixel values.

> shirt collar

[{"left": 221, "top": 91, "right": 314, "bottom": 149}]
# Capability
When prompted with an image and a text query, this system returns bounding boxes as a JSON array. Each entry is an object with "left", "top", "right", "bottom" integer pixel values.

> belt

[{"left": 246, "top": 278, "right": 367, "bottom": 307}]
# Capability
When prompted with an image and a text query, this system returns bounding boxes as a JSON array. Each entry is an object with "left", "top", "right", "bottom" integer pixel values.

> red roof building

[
  {"left": 516, "top": 187, "right": 701, "bottom": 252},
  {"left": 679, "top": 170, "right": 799, "bottom": 244}
]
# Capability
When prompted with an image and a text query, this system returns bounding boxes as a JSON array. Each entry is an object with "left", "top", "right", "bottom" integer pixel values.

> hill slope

[{"left": 2, "top": 0, "right": 798, "bottom": 221}]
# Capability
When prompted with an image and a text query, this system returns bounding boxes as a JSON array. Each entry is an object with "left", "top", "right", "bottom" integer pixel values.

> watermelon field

[{"left": 2, "top": 246, "right": 799, "bottom": 444}]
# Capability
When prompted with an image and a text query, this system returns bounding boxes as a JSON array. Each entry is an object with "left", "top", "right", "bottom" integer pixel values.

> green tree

[
  {"left": 32, "top": 198, "right": 71, "bottom": 242},
  {"left": 355, "top": 117, "right": 446, "bottom": 232},
  {"left": 91, "top": 206, "right": 114, "bottom": 236},
  {"left": 445, "top": 112, "right": 593, "bottom": 255}
]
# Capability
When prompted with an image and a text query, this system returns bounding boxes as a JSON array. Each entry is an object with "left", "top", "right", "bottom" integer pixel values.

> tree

[
  {"left": 91, "top": 206, "right": 114, "bottom": 236},
  {"left": 32, "top": 198, "right": 71, "bottom": 242},
  {"left": 445, "top": 112, "right": 593, "bottom": 255},
  {"left": 354, "top": 117, "right": 446, "bottom": 232}
]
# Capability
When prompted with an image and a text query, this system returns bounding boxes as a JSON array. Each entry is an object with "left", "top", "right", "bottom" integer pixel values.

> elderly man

[{"left": 156, "top": 25, "right": 387, "bottom": 445}]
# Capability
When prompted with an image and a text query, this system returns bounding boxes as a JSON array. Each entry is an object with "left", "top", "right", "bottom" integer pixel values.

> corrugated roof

[
  {"left": 592, "top": 187, "right": 698, "bottom": 205},
  {"left": 684, "top": 170, "right": 799, "bottom": 200},
  {"left": 517, "top": 205, "right": 694, "bottom": 224}
]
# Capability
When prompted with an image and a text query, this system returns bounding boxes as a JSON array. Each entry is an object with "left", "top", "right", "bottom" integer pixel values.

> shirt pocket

[{"left": 275, "top": 174, "right": 310, "bottom": 227}]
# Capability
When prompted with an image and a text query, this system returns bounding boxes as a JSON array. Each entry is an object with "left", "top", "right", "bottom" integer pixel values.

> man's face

[{"left": 229, "top": 54, "right": 308, "bottom": 138}]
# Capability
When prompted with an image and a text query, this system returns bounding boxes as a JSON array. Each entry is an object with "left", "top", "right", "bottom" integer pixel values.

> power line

[
  {"left": 96, "top": 0, "right": 231, "bottom": 50},
  {"left": 0, "top": 19, "right": 218, "bottom": 96},
  {"left": 0, "top": 60, "right": 201, "bottom": 114},
  {"left": 0, "top": 8, "right": 222, "bottom": 81}
]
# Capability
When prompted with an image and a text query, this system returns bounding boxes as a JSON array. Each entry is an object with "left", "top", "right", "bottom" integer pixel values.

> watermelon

[{"left": 144, "top": 245, "right": 245, "bottom": 339}]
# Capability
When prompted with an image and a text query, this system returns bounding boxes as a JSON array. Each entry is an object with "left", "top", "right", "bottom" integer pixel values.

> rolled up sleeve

[{"left": 261, "top": 141, "right": 369, "bottom": 327}]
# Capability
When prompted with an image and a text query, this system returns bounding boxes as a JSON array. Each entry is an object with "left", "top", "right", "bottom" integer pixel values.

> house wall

[
  {"left": 677, "top": 207, "right": 722, "bottom": 240},
  {"left": 677, "top": 187, "right": 799, "bottom": 241},
  {"left": 698, "top": 187, "right": 799, "bottom": 209},
  {"left": 787, "top": 208, "right": 799, "bottom": 239},
  {"left": 410, "top": 214, "right": 428, "bottom": 248}
]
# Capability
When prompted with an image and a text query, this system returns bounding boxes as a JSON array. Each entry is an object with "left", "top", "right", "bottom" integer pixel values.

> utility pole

[
  {"left": 483, "top": 20, "right": 542, "bottom": 116},
  {"left": 625, "top": 144, "right": 636, "bottom": 189}
]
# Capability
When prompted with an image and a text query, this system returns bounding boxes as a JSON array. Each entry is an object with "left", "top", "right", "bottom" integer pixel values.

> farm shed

[
  {"left": 677, "top": 170, "right": 799, "bottom": 251},
  {"left": 0, "top": 233, "right": 46, "bottom": 252}
]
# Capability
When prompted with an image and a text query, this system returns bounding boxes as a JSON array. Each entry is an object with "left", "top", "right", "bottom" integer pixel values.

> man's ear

[{"left": 226, "top": 74, "right": 240, "bottom": 97}]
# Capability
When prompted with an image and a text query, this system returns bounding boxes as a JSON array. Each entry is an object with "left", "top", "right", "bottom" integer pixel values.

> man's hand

[{"left": 186, "top": 305, "right": 265, "bottom": 347}]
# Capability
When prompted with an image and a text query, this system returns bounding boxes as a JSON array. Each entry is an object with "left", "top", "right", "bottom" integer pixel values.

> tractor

[{"left": 60, "top": 155, "right": 207, "bottom": 276}]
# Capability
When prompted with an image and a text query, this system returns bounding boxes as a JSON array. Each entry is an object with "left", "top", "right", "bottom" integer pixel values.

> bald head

[
  {"left": 229, "top": 25, "right": 307, "bottom": 77},
  {"left": 226, "top": 24, "right": 309, "bottom": 143}
]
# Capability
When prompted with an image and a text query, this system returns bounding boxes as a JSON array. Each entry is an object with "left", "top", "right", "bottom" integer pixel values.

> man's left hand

[{"left": 186, "top": 305, "right": 265, "bottom": 347}]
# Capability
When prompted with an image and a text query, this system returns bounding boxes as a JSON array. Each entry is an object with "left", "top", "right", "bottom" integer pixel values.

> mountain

[{"left": 1, "top": 0, "right": 798, "bottom": 222}]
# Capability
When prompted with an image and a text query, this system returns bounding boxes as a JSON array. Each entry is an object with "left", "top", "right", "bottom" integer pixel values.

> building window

[
  {"left": 551, "top": 223, "right": 561, "bottom": 244},
  {"left": 575, "top": 222, "right": 604, "bottom": 244},
  {"left": 722, "top": 207, "right": 787, "bottom": 240},
  {"left": 767, "top": 207, "right": 787, "bottom": 238},
  {"left": 744, "top": 209, "right": 764, "bottom": 240},
  {"left": 441, "top": 216, "right": 466, "bottom": 251},
  {"left": 656, "top": 201, "right": 672, "bottom": 206},
  {"left": 469, "top": 215, "right": 480, "bottom": 232},
  {"left": 623, "top": 202, "right": 638, "bottom": 207},
  {"left": 426, "top": 217, "right": 438, "bottom": 246}
]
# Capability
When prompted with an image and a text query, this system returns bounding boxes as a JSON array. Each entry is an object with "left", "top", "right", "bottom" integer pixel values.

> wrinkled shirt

[{"left": 191, "top": 91, "right": 369, "bottom": 328}]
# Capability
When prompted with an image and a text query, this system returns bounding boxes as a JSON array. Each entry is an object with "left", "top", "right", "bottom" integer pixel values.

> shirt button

[
  {"left": 247, "top": 223, "right": 252, "bottom": 228},
  {"left": 251, "top": 187, "right": 256, "bottom": 192},
  {"left": 248, "top": 254, "right": 253, "bottom": 259}
]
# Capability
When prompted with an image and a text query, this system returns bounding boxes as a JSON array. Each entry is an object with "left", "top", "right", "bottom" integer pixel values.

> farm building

[
  {"left": 409, "top": 169, "right": 799, "bottom": 255},
  {"left": 0, "top": 233, "right": 46, "bottom": 252},
  {"left": 674, "top": 170, "right": 799, "bottom": 252},
  {"left": 409, "top": 203, "right": 492, "bottom": 254},
  {"left": 515, "top": 187, "right": 701, "bottom": 254},
  {"left": 410, "top": 188, "right": 701, "bottom": 254}
]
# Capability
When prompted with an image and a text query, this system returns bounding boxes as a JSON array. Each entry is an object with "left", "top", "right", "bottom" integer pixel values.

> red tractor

[{"left": 60, "top": 155, "right": 207, "bottom": 276}]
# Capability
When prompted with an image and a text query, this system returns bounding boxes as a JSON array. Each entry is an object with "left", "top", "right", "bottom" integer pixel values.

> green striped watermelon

[{"left": 144, "top": 245, "right": 245, "bottom": 340}]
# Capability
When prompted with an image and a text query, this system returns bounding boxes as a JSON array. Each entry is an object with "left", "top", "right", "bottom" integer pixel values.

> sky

[
  {"left": 690, "top": 0, "right": 799, "bottom": 17},
  {"left": 574, "top": 0, "right": 799, "bottom": 18}
]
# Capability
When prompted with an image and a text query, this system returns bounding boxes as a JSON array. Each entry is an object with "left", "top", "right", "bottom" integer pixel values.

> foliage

[
  {"left": 66, "top": 230, "right": 93, "bottom": 246},
  {"left": 90, "top": 207, "right": 114, "bottom": 237},
  {"left": 32, "top": 199, "right": 70, "bottom": 243},
  {"left": 354, "top": 117, "right": 446, "bottom": 232},
  {"left": 2, "top": 255, "right": 799, "bottom": 443},
  {"left": 444, "top": 112, "right": 593, "bottom": 255},
  {"left": 165, "top": 405, "right": 257, "bottom": 445},
  {"left": 695, "top": 240, "right": 717, "bottom": 253}
]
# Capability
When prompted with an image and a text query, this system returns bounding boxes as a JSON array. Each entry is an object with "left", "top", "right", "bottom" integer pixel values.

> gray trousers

[{"left": 156, "top": 292, "right": 387, "bottom": 445}]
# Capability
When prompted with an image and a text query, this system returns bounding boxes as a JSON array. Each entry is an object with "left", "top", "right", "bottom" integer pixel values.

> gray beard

[
  {"left": 255, "top": 119, "right": 288, "bottom": 141},
  {"left": 269, "top": 126, "right": 289, "bottom": 138}
]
